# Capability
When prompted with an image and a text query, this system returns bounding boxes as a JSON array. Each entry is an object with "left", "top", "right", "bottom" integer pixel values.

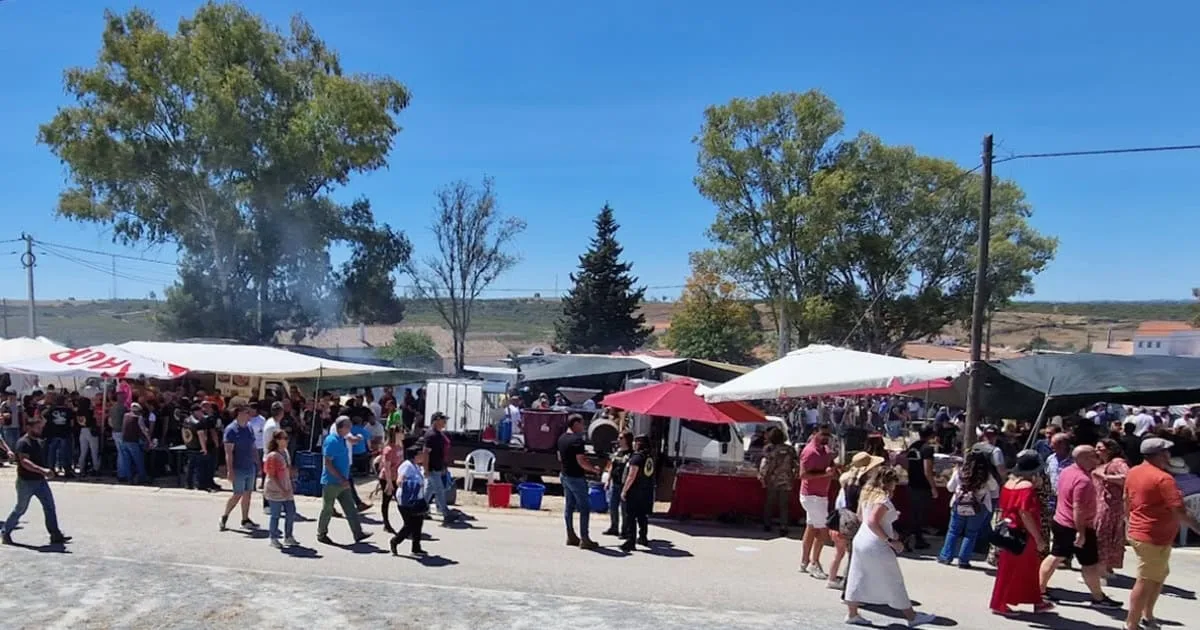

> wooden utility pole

[
  {"left": 964, "top": 135, "right": 993, "bottom": 452},
  {"left": 20, "top": 233, "right": 36, "bottom": 337}
]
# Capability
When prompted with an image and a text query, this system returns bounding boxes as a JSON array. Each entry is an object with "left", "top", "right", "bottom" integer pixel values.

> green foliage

[
  {"left": 403, "top": 178, "right": 526, "bottom": 374},
  {"left": 693, "top": 91, "right": 1058, "bottom": 355},
  {"left": 554, "top": 205, "right": 653, "bottom": 353},
  {"left": 663, "top": 254, "right": 762, "bottom": 364},
  {"left": 376, "top": 329, "right": 439, "bottom": 365},
  {"left": 1007, "top": 301, "right": 1192, "bottom": 321},
  {"left": 38, "top": 3, "right": 411, "bottom": 342}
]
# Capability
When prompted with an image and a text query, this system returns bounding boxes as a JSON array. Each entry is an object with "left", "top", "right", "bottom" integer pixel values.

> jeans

[
  {"left": 606, "top": 483, "right": 622, "bottom": 533},
  {"left": 268, "top": 499, "right": 296, "bottom": 541},
  {"left": 424, "top": 469, "right": 451, "bottom": 518},
  {"left": 938, "top": 507, "right": 991, "bottom": 565},
  {"left": 906, "top": 486, "right": 933, "bottom": 544},
  {"left": 885, "top": 420, "right": 904, "bottom": 439},
  {"left": 112, "top": 433, "right": 124, "bottom": 474},
  {"left": 390, "top": 505, "right": 426, "bottom": 553},
  {"left": 77, "top": 428, "right": 101, "bottom": 473},
  {"left": 561, "top": 474, "right": 590, "bottom": 539},
  {"left": 317, "top": 483, "right": 364, "bottom": 538},
  {"left": 763, "top": 484, "right": 791, "bottom": 529},
  {"left": 187, "top": 451, "right": 214, "bottom": 489},
  {"left": 2, "top": 428, "right": 20, "bottom": 453},
  {"left": 118, "top": 440, "right": 147, "bottom": 483},
  {"left": 46, "top": 437, "right": 71, "bottom": 472},
  {"left": 3, "top": 478, "right": 60, "bottom": 536}
]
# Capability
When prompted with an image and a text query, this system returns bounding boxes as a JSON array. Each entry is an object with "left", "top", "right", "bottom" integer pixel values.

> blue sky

[{"left": 1, "top": 1, "right": 1197, "bottom": 303}]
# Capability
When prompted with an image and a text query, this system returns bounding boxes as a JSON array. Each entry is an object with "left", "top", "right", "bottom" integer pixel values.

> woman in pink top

[{"left": 378, "top": 425, "right": 406, "bottom": 534}]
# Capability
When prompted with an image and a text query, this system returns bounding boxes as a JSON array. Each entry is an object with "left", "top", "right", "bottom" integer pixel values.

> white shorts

[{"left": 799, "top": 494, "right": 829, "bottom": 529}]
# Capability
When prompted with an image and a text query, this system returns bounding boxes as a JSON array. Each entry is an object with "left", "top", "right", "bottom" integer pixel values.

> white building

[{"left": 1132, "top": 321, "right": 1200, "bottom": 357}]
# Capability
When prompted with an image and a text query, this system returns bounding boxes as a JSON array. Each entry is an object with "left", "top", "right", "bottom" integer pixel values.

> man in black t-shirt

[
  {"left": 422, "top": 412, "right": 456, "bottom": 523},
  {"left": 557, "top": 414, "right": 602, "bottom": 549},
  {"left": 619, "top": 434, "right": 656, "bottom": 552},
  {"left": 1, "top": 416, "right": 71, "bottom": 546},
  {"left": 904, "top": 426, "right": 938, "bottom": 550},
  {"left": 42, "top": 398, "right": 76, "bottom": 478},
  {"left": 182, "top": 404, "right": 219, "bottom": 491}
]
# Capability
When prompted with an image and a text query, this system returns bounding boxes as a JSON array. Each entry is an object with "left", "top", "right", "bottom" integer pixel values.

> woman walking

[
  {"left": 619, "top": 435, "right": 656, "bottom": 553},
  {"left": 378, "top": 425, "right": 406, "bottom": 534},
  {"left": 758, "top": 426, "right": 799, "bottom": 535},
  {"left": 828, "top": 451, "right": 883, "bottom": 590},
  {"left": 389, "top": 444, "right": 428, "bottom": 556},
  {"left": 843, "top": 467, "right": 936, "bottom": 627},
  {"left": 602, "top": 431, "right": 633, "bottom": 537},
  {"left": 989, "top": 451, "right": 1053, "bottom": 615},
  {"left": 938, "top": 451, "right": 999, "bottom": 568},
  {"left": 1093, "top": 438, "right": 1129, "bottom": 581},
  {"left": 262, "top": 430, "right": 297, "bottom": 548}
]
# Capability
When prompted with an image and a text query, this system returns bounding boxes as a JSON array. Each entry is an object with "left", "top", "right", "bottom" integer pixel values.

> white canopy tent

[
  {"left": 0, "top": 344, "right": 187, "bottom": 380},
  {"left": 0, "top": 336, "right": 68, "bottom": 362},
  {"left": 701, "top": 344, "right": 965, "bottom": 403},
  {"left": 118, "top": 340, "right": 400, "bottom": 379}
]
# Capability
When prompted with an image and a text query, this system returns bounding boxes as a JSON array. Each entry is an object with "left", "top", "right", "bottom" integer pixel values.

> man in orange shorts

[{"left": 1124, "top": 437, "right": 1200, "bottom": 630}]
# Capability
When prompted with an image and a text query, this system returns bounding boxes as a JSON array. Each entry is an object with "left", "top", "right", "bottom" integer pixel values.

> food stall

[{"left": 671, "top": 344, "right": 966, "bottom": 526}]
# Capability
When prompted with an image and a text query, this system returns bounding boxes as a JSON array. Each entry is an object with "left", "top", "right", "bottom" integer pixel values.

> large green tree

[
  {"left": 555, "top": 205, "right": 652, "bottom": 353},
  {"left": 663, "top": 254, "right": 762, "bottom": 364},
  {"left": 694, "top": 91, "right": 1057, "bottom": 356},
  {"left": 38, "top": 3, "right": 411, "bottom": 342}
]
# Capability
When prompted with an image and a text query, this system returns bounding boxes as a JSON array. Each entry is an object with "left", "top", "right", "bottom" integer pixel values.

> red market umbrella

[{"left": 602, "top": 378, "right": 767, "bottom": 424}]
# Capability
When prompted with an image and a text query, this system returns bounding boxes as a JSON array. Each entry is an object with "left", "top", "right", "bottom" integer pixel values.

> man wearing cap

[
  {"left": 423, "top": 412, "right": 456, "bottom": 524},
  {"left": 220, "top": 405, "right": 259, "bottom": 532},
  {"left": 1124, "top": 437, "right": 1200, "bottom": 630}
]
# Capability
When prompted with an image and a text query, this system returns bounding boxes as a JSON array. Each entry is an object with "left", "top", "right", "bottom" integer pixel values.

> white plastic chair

[
  {"left": 1179, "top": 493, "right": 1200, "bottom": 546},
  {"left": 463, "top": 449, "right": 498, "bottom": 491}
]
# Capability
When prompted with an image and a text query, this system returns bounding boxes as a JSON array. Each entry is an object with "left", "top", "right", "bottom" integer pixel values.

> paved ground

[{"left": 0, "top": 473, "right": 1197, "bottom": 629}]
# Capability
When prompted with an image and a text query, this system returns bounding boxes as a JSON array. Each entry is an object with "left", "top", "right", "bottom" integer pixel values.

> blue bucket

[
  {"left": 517, "top": 482, "right": 546, "bottom": 510},
  {"left": 588, "top": 481, "right": 608, "bottom": 512}
]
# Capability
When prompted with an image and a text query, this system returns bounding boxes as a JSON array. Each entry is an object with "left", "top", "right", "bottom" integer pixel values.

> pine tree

[{"left": 554, "top": 205, "right": 652, "bottom": 353}]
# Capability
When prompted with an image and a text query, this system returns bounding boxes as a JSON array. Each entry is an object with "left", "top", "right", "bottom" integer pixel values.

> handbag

[{"left": 989, "top": 517, "right": 1028, "bottom": 554}]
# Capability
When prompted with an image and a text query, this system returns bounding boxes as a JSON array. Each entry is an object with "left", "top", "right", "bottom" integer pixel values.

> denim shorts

[{"left": 232, "top": 471, "right": 256, "bottom": 494}]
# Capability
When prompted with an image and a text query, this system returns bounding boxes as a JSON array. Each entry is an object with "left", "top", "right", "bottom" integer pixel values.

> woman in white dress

[{"left": 843, "top": 467, "right": 936, "bottom": 627}]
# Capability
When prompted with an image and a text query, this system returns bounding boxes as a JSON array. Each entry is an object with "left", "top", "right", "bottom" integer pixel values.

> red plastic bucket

[{"left": 486, "top": 482, "right": 512, "bottom": 508}]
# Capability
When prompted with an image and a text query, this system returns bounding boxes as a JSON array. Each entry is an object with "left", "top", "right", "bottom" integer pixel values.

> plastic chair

[{"left": 463, "top": 449, "right": 498, "bottom": 491}]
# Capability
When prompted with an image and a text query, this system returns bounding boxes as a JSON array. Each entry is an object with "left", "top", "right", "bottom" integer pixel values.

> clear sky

[{"left": 1, "top": 1, "right": 1197, "bottom": 303}]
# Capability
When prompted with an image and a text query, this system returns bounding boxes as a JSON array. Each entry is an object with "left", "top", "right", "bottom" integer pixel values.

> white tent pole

[{"left": 1023, "top": 377, "right": 1056, "bottom": 452}]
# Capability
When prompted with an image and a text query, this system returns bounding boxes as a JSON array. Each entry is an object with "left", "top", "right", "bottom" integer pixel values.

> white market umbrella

[
  {"left": 701, "top": 344, "right": 964, "bottom": 403},
  {"left": 0, "top": 344, "right": 188, "bottom": 380}
]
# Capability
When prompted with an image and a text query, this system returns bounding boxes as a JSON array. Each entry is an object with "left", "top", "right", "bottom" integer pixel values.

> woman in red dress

[{"left": 990, "top": 451, "right": 1055, "bottom": 615}]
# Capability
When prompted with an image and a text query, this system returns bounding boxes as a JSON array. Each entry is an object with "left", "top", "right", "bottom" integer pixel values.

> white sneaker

[
  {"left": 799, "top": 563, "right": 810, "bottom": 574},
  {"left": 845, "top": 614, "right": 872, "bottom": 626},
  {"left": 283, "top": 536, "right": 299, "bottom": 547},
  {"left": 908, "top": 612, "right": 936, "bottom": 627},
  {"left": 809, "top": 566, "right": 829, "bottom": 580},
  {"left": 827, "top": 577, "right": 845, "bottom": 590}
]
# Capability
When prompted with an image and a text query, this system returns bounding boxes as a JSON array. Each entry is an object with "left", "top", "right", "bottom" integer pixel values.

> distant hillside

[{"left": 1, "top": 297, "right": 1192, "bottom": 350}]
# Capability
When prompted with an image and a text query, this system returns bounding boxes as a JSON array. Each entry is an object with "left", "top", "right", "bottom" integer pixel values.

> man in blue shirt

[
  {"left": 317, "top": 416, "right": 370, "bottom": 545},
  {"left": 220, "top": 405, "right": 259, "bottom": 532}
]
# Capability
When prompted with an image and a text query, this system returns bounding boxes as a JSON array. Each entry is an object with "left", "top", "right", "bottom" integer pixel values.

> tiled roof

[
  {"left": 1134, "top": 321, "right": 1194, "bottom": 336},
  {"left": 276, "top": 325, "right": 514, "bottom": 359}
]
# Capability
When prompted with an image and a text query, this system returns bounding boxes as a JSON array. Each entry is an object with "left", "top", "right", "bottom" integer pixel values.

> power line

[
  {"left": 36, "top": 246, "right": 177, "bottom": 287},
  {"left": 994, "top": 143, "right": 1200, "bottom": 165},
  {"left": 31, "top": 238, "right": 179, "bottom": 267}
]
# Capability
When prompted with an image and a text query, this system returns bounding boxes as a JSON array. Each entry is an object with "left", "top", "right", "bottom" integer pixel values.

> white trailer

[{"left": 424, "top": 378, "right": 508, "bottom": 434}]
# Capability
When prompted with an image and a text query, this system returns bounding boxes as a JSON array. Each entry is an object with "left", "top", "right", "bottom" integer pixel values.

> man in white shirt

[
  {"left": 505, "top": 396, "right": 524, "bottom": 436},
  {"left": 1132, "top": 408, "right": 1156, "bottom": 437},
  {"left": 1173, "top": 412, "right": 1195, "bottom": 431}
]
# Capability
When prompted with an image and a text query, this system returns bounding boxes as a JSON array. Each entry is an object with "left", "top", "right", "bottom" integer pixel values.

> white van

[{"left": 623, "top": 378, "right": 745, "bottom": 465}]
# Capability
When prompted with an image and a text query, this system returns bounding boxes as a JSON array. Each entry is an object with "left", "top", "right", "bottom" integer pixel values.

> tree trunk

[{"left": 776, "top": 295, "right": 791, "bottom": 357}]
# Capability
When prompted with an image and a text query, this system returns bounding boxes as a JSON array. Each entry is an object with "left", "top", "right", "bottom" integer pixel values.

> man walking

[
  {"left": 1038, "top": 445, "right": 1120, "bottom": 608},
  {"left": 2, "top": 415, "right": 71, "bottom": 546},
  {"left": 422, "top": 412, "right": 456, "bottom": 524},
  {"left": 220, "top": 405, "right": 259, "bottom": 532},
  {"left": 119, "top": 403, "right": 151, "bottom": 484},
  {"left": 1124, "top": 437, "right": 1200, "bottom": 630},
  {"left": 317, "top": 416, "right": 370, "bottom": 545},
  {"left": 558, "top": 413, "right": 602, "bottom": 549},
  {"left": 905, "top": 426, "right": 939, "bottom": 550},
  {"left": 799, "top": 423, "right": 835, "bottom": 579}
]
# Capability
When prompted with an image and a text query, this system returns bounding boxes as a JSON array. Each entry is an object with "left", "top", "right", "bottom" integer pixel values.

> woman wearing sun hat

[
  {"left": 990, "top": 450, "right": 1054, "bottom": 616},
  {"left": 827, "top": 451, "right": 884, "bottom": 590}
]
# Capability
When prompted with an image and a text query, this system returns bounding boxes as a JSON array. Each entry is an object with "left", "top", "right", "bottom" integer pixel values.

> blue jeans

[
  {"left": 424, "top": 469, "right": 451, "bottom": 517},
  {"left": 561, "top": 474, "right": 590, "bottom": 539},
  {"left": 2, "top": 428, "right": 20, "bottom": 453},
  {"left": 3, "top": 478, "right": 60, "bottom": 536},
  {"left": 938, "top": 507, "right": 991, "bottom": 565},
  {"left": 268, "top": 499, "right": 296, "bottom": 540},
  {"left": 606, "top": 482, "right": 622, "bottom": 532},
  {"left": 46, "top": 437, "right": 71, "bottom": 472},
  {"left": 118, "top": 440, "right": 147, "bottom": 483}
]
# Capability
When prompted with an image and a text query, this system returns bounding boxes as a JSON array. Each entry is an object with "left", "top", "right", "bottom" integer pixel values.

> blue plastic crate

[
  {"left": 295, "top": 451, "right": 322, "bottom": 470},
  {"left": 295, "top": 478, "right": 321, "bottom": 497}
]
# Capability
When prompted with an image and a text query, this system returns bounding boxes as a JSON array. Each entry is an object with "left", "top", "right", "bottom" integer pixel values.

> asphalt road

[{"left": 1, "top": 475, "right": 1197, "bottom": 629}]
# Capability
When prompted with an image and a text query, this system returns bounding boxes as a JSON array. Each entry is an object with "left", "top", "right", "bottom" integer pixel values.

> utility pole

[
  {"left": 111, "top": 254, "right": 117, "bottom": 301},
  {"left": 1, "top": 297, "right": 8, "bottom": 338},
  {"left": 20, "top": 233, "right": 36, "bottom": 337},
  {"left": 964, "top": 135, "right": 993, "bottom": 453}
]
